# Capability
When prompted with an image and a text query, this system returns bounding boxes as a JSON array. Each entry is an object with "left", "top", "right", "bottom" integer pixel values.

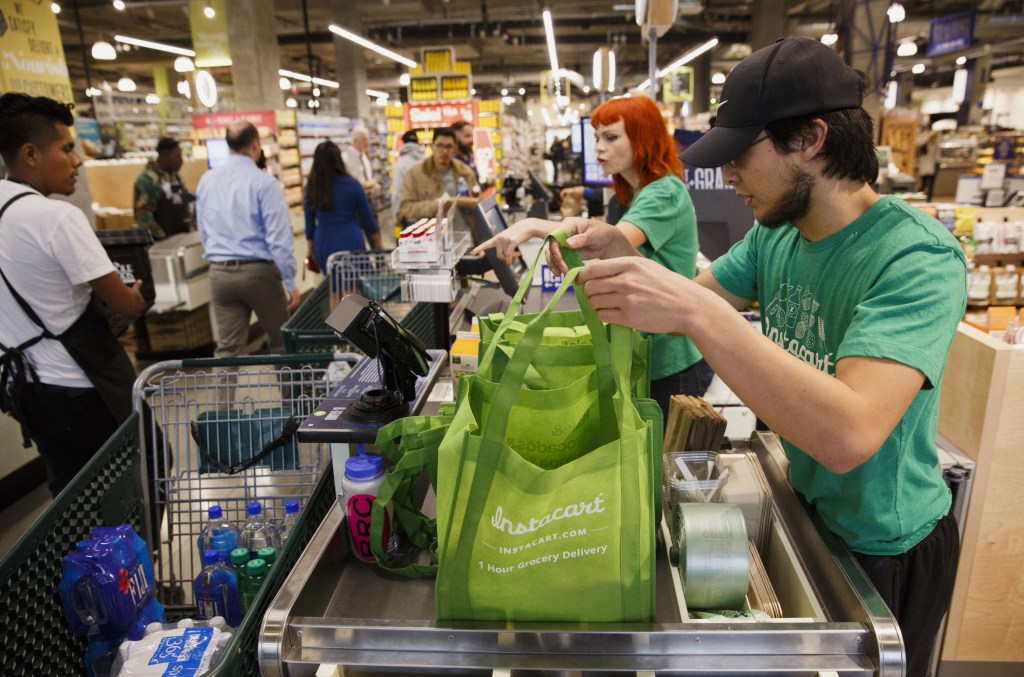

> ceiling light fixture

[
  {"left": 542, "top": 9, "right": 559, "bottom": 73},
  {"left": 952, "top": 67, "right": 968, "bottom": 103},
  {"left": 174, "top": 56, "right": 195, "bottom": 72},
  {"left": 85, "top": 86, "right": 102, "bottom": 97},
  {"left": 501, "top": 88, "right": 508, "bottom": 96},
  {"left": 286, "top": 97, "right": 297, "bottom": 108},
  {"left": 116, "top": 77, "right": 136, "bottom": 92},
  {"left": 312, "top": 87, "right": 321, "bottom": 97},
  {"left": 115, "top": 35, "right": 196, "bottom": 57},
  {"left": 607, "top": 50, "right": 615, "bottom": 92},
  {"left": 366, "top": 88, "right": 389, "bottom": 99},
  {"left": 328, "top": 24, "right": 417, "bottom": 68},
  {"left": 91, "top": 41, "right": 117, "bottom": 60},
  {"left": 279, "top": 76, "right": 291, "bottom": 90},
  {"left": 203, "top": 2, "right": 215, "bottom": 19},
  {"left": 518, "top": 87, "right": 526, "bottom": 95},
  {"left": 912, "top": 63, "right": 926, "bottom": 74},
  {"left": 887, "top": 2, "right": 906, "bottom": 23},
  {"left": 277, "top": 69, "right": 339, "bottom": 88},
  {"left": 821, "top": 32, "right": 838, "bottom": 46},
  {"left": 399, "top": 73, "right": 411, "bottom": 86},
  {"left": 897, "top": 39, "right": 918, "bottom": 57},
  {"left": 145, "top": 93, "right": 160, "bottom": 104},
  {"left": 658, "top": 38, "right": 719, "bottom": 77},
  {"left": 711, "top": 71, "right": 726, "bottom": 85},
  {"left": 113, "top": 0, "right": 126, "bottom": 10},
  {"left": 955, "top": 56, "right": 967, "bottom": 66},
  {"left": 50, "top": 2, "right": 61, "bottom": 13}
]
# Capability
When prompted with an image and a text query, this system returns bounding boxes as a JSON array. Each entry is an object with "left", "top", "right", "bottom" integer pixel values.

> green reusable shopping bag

[
  {"left": 434, "top": 249, "right": 656, "bottom": 622},
  {"left": 477, "top": 237, "right": 651, "bottom": 398}
]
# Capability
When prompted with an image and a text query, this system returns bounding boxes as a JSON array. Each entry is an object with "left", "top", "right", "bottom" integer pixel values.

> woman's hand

[
  {"left": 470, "top": 217, "right": 557, "bottom": 264},
  {"left": 545, "top": 218, "right": 638, "bottom": 275}
]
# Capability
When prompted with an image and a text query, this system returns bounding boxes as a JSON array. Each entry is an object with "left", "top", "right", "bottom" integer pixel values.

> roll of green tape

[{"left": 670, "top": 502, "right": 749, "bottom": 611}]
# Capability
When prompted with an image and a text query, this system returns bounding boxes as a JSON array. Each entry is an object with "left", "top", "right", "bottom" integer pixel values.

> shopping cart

[
  {"left": 132, "top": 353, "right": 353, "bottom": 614},
  {"left": 327, "top": 248, "right": 404, "bottom": 307}
]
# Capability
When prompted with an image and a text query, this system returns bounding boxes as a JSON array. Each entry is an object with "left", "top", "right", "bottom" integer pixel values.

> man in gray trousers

[{"left": 196, "top": 121, "right": 300, "bottom": 357}]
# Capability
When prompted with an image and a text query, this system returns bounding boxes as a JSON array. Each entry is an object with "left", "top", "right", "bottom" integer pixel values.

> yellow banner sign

[
  {"left": 189, "top": 0, "right": 231, "bottom": 68},
  {"left": 0, "top": 0, "right": 74, "bottom": 103}
]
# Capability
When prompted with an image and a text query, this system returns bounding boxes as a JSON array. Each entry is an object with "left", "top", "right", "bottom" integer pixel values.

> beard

[{"left": 758, "top": 164, "right": 815, "bottom": 229}]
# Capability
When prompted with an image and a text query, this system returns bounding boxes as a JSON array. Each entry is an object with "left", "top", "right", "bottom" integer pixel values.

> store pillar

[
  {"left": 329, "top": 0, "right": 370, "bottom": 120},
  {"left": 838, "top": 0, "right": 893, "bottom": 137},
  {"left": 956, "top": 54, "right": 992, "bottom": 127},
  {"left": 749, "top": 0, "right": 787, "bottom": 51},
  {"left": 690, "top": 53, "right": 712, "bottom": 117},
  {"left": 224, "top": 0, "right": 283, "bottom": 111}
]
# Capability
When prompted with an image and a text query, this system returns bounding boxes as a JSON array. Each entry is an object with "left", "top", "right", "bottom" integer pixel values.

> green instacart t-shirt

[
  {"left": 710, "top": 196, "right": 967, "bottom": 555},
  {"left": 622, "top": 174, "right": 703, "bottom": 380}
]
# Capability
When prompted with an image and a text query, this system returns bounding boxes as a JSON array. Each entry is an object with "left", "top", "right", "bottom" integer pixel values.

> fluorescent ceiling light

[
  {"left": 607, "top": 50, "right": 615, "bottom": 92},
  {"left": 658, "top": 38, "right": 719, "bottom": 77},
  {"left": 91, "top": 41, "right": 116, "bottom": 60},
  {"left": 277, "top": 69, "right": 338, "bottom": 88},
  {"left": 636, "top": 79, "right": 651, "bottom": 91},
  {"left": 115, "top": 35, "right": 195, "bottom": 57},
  {"left": 366, "top": 89, "right": 389, "bottom": 99},
  {"left": 328, "top": 24, "right": 417, "bottom": 68},
  {"left": 952, "top": 68, "right": 968, "bottom": 103},
  {"left": 543, "top": 10, "right": 559, "bottom": 73}
]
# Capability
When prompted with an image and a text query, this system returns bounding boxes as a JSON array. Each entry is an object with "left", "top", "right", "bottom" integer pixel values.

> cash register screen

[
  {"left": 471, "top": 195, "right": 527, "bottom": 297},
  {"left": 205, "top": 138, "right": 230, "bottom": 169}
]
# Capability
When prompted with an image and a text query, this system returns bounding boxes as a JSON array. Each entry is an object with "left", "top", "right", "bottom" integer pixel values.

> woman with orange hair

[{"left": 472, "top": 95, "right": 712, "bottom": 411}]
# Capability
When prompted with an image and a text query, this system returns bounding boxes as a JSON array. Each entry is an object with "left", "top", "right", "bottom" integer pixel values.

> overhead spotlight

[
  {"left": 145, "top": 93, "right": 160, "bottom": 104},
  {"left": 897, "top": 40, "right": 918, "bottom": 57},
  {"left": 176, "top": 80, "right": 190, "bottom": 97},
  {"left": 286, "top": 97, "right": 297, "bottom": 108},
  {"left": 203, "top": 2, "right": 215, "bottom": 19},
  {"left": 501, "top": 88, "right": 508, "bottom": 96},
  {"left": 470, "top": 88, "right": 476, "bottom": 95},
  {"left": 527, "top": 110, "right": 533, "bottom": 117},
  {"left": 502, "top": 96, "right": 515, "bottom": 105},
  {"left": 91, "top": 41, "right": 117, "bottom": 60},
  {"left": 583, "top": 84, "right": 591, "bottom": 93},
  {"left": 711, "top": 72, "right": 726, "bottom": 85},
  {"left": 821, "top": 33, "right": 838, "bottom": 46},
  {"left": 116, "top": 77, "right": 136, "bottom": 92},
  {"left": 85, "top": 86, "right": 102, "bottom": 97},
  {"left": 312, "top": 87, "right": 321, "bottom": 97},
  {"left": 518, "top": 87, "right": 525, "bottom": 95},
  {"left": 912, "top": 63, "right": 926, "bottom": 74},
  {"left": 887, "top": 2, "right": 905, "bottom": 23},
  {"left": 399, "top": 73, "right": 411, "bottom": 86},
  {"left": 279, "top": 76, "right": 291, "bottom": 90},
  {"left": 955, "top": 56, "right": 967, "bottom": 66},
  {"left": 113, "top": 0, "right": 126, "bottom": 10},
  {"left": 51, "top": 2, "right": 61, "bottom": 13},
  {"left": 174, "top": 56, "right": 195, "bottom": 72}
]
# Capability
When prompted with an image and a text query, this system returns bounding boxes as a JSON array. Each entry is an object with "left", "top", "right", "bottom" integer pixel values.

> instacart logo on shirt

[{"left": 763, "top": 281, "right": 836, "bottom": 374}]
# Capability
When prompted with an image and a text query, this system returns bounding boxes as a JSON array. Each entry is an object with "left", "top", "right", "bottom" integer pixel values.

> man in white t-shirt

[{"left": 0, "top": 92, "right": 145, "bottom": 496}]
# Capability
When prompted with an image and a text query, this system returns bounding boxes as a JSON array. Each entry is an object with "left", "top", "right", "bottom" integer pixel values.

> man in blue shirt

[{"left": 196, "top": 121, "right": 299, "bottom": 357}]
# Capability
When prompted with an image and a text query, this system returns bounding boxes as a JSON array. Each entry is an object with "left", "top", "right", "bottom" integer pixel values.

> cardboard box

[
  {"left": 94, "top": 213, "right": 138, "bottom": 230},
  {"left": 144, "top": 306, "right": 213, "bottom": 352}
]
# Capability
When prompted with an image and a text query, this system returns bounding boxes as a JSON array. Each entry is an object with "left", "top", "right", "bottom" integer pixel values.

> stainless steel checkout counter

[{"left": 258, "top": 431, "right": 904, "bottom": 676}]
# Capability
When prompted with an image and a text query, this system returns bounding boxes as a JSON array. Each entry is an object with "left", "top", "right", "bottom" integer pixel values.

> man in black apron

[{"left": 0, "top": 93, "right": 166, "bottom": 542}]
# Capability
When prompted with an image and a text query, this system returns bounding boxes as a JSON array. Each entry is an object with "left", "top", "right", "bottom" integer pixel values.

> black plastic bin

[{"left": 96, "top": 228, "right": 156, "bottom": 336}]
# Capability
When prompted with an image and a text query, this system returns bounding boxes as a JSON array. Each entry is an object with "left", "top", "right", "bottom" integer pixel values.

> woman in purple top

[{"left": 304, "top": 141, "right": 382, "bottom": 271}]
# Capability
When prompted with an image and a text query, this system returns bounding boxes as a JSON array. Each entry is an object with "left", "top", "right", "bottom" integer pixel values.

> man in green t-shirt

[{"left": 550, "top": 38, "right": 965, "bottom": 677}]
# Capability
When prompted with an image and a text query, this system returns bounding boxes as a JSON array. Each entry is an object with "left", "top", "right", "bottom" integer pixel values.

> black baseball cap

[
  {"left": 682, "top": 37, "right": 865, "bottom": 168},
  {"left": 401, "top": 130, "right": 419, "bottom": 144}
]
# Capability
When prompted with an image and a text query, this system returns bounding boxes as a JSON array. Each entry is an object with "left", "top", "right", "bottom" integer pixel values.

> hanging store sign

[
  {"left": 404, "top": 100, "right": 479, "bottom": 129},
  {"left": 189, "top": 0, "right": 231, "bottom": 68},
  {"left": 0, "top": 0, "right": 73, "bottom": 102},
  {"left": 662, "top": 66, "right": 693, "bottom": 104},
  {"left": 191, "top": 109, "right": 278, "bottom": 136},
  {"left": 927, "top": 10, "right": 975, "bottom": 58}
]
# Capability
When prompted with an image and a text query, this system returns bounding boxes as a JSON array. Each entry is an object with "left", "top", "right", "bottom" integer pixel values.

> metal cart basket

[
  {"left": 133, "top": 353, "right": 348, "bottom": 615},
  {"left": 327, "top": 248, "right": 404, "bottom": 307}
]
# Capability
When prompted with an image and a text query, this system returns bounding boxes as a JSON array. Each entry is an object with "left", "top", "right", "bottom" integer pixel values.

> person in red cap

[{"left": 548, "top": 37, "right": 965, "bottom": 677}]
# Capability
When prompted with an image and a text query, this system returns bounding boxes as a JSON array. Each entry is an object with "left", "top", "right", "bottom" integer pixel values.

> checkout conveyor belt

[{"left": 258, "top": 432, "right": 904, "bottom": 676}]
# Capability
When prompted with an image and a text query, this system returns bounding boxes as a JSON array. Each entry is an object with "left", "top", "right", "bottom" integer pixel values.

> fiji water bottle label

[
  {"left": 346, "top": 493, "right": 398, "bottom": 563},
  {"left": 147, "top": 627, "right": 213, "bottom": 675}
]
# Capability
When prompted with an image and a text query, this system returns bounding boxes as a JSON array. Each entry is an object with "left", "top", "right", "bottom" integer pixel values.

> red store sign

[{"left": 404, "top": 100, "right": 479, "bottom": 130}]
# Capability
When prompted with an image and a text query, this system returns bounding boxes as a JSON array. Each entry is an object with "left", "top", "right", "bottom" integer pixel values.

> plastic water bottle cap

[
  {"left": 202, "top": 549, "right": 221, "bottom": 565},
  {"left": 247, "top": 558, "right": 268, "bottom": 576},
  {"left": 230, "top": 548, "right": 250, "bottom": 565},
  {"left": 246, "top": 501, "right": 261, "bottom": 516},
  {"left": 285, "top": 500, "right": 299, "bottom": 514},
  {"left": 208, "top": 505, "right": 223, "bottom": 520},
  {"left": 345, "top": 453, "right": 384, "bottom": 481},
  {"left": 258, "top": 547, "right": 277, "bottom": 563}
]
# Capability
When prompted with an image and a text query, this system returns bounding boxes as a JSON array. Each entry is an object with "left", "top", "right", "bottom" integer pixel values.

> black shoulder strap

[{"left": 0, "top": 192, "right": 58, "bottom": 338}]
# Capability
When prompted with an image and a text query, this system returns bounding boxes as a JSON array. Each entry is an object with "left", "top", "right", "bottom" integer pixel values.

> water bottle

[
  {"left": 257, "top": 546, "right": 277, "bottom": 571},
  {"left": 196, "top": 505, "right": 239, "bottom": 564},
  {"left": 239, "top": 501, "right": 281, "bottom": 559},
  {"left": 457, "top": 176, "right": 469, "bottom": 197},
  {"left": 341, "top": 452, "right": 398, "bottom": 563},
  {"left": 280, "top": 500, "right": 300, "bottom": 544},
  {"left": 192, "top": 550, "right": 244, "bottom": 627},
  {"left": 242, "top": 558, "right": 268, "bottom": 609},
  {"left": 229, "top": 547, "right": 251, "bottom": 612}
]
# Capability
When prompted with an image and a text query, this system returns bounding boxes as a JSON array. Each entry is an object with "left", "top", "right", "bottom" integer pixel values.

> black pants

[
  {"left": 650, "top": 358, "right": 716, "bottom": 430},
  {"left": 854, "top": 511, "right": 960, "bottom": 677},
  {"left": 20, "top": 383, "right": 169, "bottom": 545}
]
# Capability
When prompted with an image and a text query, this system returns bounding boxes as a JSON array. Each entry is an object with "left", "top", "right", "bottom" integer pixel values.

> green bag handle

[{"left": 444, "top": 259, "right": 643, "bottom": 618}]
